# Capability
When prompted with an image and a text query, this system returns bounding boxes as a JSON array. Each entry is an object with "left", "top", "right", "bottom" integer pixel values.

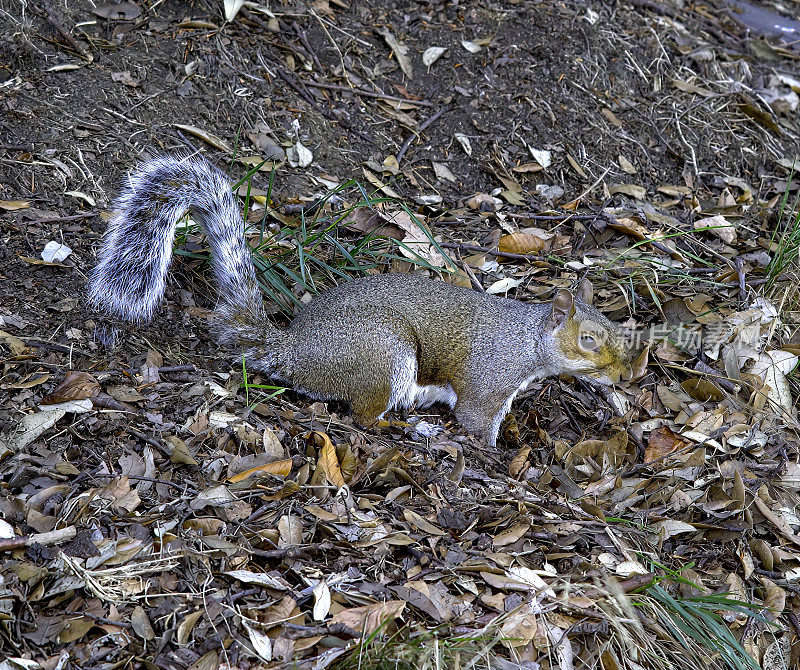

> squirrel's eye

[{"left": 579, "top": 333, "right": 599, "bottom": 351}]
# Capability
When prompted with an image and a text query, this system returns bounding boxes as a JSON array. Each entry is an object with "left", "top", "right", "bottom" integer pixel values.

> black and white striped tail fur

[{"left": 88, "top": 155, "right": 270, "bottom": 346}]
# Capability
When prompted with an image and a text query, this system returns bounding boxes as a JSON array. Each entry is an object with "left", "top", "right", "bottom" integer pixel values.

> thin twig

[
  {"left": 396, "top": 104, "right": 452, "bottom": 163},
  {"left": 302, "top": 80, "right": 437, "bottom": 107}
]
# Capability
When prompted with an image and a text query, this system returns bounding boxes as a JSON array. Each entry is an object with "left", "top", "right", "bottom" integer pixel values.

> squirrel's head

[{"left": 546, "top": 280, "right": 631, "bottom": 385}]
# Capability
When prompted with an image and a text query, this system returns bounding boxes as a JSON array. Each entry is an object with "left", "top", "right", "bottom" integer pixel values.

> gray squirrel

[{"left": 89, "top": 155, "right": 630, "bottom": 447}]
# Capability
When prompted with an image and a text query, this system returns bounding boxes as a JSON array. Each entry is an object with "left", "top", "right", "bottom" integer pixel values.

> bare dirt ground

[{"left": 2, "top": 1, "right": 800, "bottom": 668}]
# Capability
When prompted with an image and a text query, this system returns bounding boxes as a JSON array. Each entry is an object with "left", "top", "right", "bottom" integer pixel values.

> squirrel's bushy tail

[{"left": 88, "top": 155, "right": 270, "bottom": 345}]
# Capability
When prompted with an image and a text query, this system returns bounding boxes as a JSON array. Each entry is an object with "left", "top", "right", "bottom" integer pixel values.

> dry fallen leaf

[
  {"left": 498, "top": 232, "right": 544, "bottom": 255},
  {"left": 41, "top": 371, "right": 100, "bottom": 404},
  {"left": 330, "top": 600, "right": 406, "bottom": 637}
]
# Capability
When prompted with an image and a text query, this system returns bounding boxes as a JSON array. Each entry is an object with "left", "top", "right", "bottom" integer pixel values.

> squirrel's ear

[
  {"left": 576, "top": 279, "right": 593, "bottom": 305},
  {"left": 548, "top": 289, "right": 574, "bottom": 328}
]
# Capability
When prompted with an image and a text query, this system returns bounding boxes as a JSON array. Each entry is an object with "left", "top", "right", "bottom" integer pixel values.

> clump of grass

[
  {"left": 331, "top": 624, "right": 503, "bottom": 670},
  {"left": 621, "top": 563, "right": 773, "bottom": 670},
  {"left": 175, "top": 160, "right": 451, "bottom": 318},
  {"left": 765, "top": 169, "right": 800, "bottom": 294},
  {"left": 241, "top": 353, "right": 286, "bottom": 408}
]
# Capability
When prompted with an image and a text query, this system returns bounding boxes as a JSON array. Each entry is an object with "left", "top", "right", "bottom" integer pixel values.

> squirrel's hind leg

[{"left": 352, "top": 349, "right": 419, "bottom": 426}]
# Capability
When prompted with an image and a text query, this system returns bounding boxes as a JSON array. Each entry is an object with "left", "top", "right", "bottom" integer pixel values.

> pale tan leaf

[
  {"left": 330, "top": 600, "right": 406, "bottom": 637},
  {"left": 176, "top": 610, "right": 204, "bottom": 646},
  {"left": 317, "top": 432, "right": 346, "bottom": 488}
]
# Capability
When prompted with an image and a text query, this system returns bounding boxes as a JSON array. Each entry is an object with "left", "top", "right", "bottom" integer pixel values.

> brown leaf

[
  {"left": 41, "top": 371, "right": 100, "bottom": 404},
  {"left": 492, "top": 522, "right": 530, "bottom": 547},
  {"left": 681, "top": 378, "right": 724, "bottom": 402},
  {"left": 402, "top": 509, "right": 447, "bottom": 536},
  {"left": 316, "top": 432, "right": 347, "bottom": 488},
  {"left": 176, "top": 610, "right": 204, "bottom": 646},
  {"left": 167, "top": 435, "right": 198, "bottom": 466},
  {"left": 58, "top": 616, "right": 94, "bottom": 644},
  {"left": 509, "top": 446, "right": 531, "bottom": 479},
  {"left": 227, "top": 458, "right": 293, "bottom": 483},
  {"left": 0, "top": 200, "right": 30, "bottom": 211},
  {"left": 498, "top": 232, "right": 544, "bottom": 255},
  {"left": 644, "top": 426, "right": 689, "bottom": 464},
  {"left": 330, "top": 600, "right": 406, "bottom": 637},
  {"left": 131, "top": 606, "right": 155, "bottom": 640},
  {"left": 759, "top": 577, "right": 786, "bottom": 621}
]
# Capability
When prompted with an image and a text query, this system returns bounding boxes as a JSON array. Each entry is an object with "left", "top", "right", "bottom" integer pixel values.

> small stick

[
  {"left": 22, "top": 211, "right": 99, "bottom": 226},
  {"left": 460, "top": 259, "right": 484, "bottom": 292},
  {"left": 90, "top": 471, "right": 196, "bottom": 493},
  {"left": 0, "top": 525, "right": 77, "bottom": 552},
  {"left": 302, "top": 80, "right": 437, "bottom": 107},
  {"left": 694, "top": 360, "right": 738, "bottom": 393},
  {"left": 125, "top": 428, "right": 172, "bottom": 457},
  {"left": 396, "top": 104, "right": 451, "bottom": 164},
  {"left": 33, "top": 2, "right": 88, "bottom": 58},
  {"left": 158, "top": 365, "right": 196, "bottom": 373},
  {"left": 276, "top": 69, "right": 374, "bottom": 144},
  {"left": 24, "top": 339, "right": 93, "bottom": 356},
  {"left": 735, "top": 257, "right": 746, "bottom": 304},
  {"left": 293, "top": 21, "right": 324, "bottom": 73},
  {"left": 91, "top": 394, "right": 132, "bottom": 412}
]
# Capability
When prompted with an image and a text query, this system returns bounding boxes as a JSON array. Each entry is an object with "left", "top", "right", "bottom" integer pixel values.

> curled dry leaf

[
  {"left": 278, "top": 514, "right": 303, "bottom": 547},
  {"left": 379, "top": 30, "right": 413, "bottom": 78},
  {"left": 224, "top": 0, "right": 246, "bottom": 21},
  {"left": 486, "top": 277, "right": 522, "bottom": 294},
  {"left": 498, "top": 232, "right": 544, "bottom": 255},
  {"left": 432, "top": 161, "right": 456, "bottom": 182},
  {"left": 172, "top": 124, "right": 231, "bottom": 152},
  {"left": 509, "top": 445, "right": 531, "bottom": 479},
  {"left": 227, "top": 458, "right": 293, "bottom": 483},
  {"left": 402, "top": 508, "right": 447, "bottom": 536},
  {"left": 167, "top": 435, "right": 197, "bottom": 465},
  {"left": 492, "top": 522, "right": 530, "bottom": 547},
  {"left": 749, "top": 350, "right": 798, "bottom": 418},
  {"left": 2, "top": 409, "right": 66, "bottom": 451},
  {"left": 246, "top": 625, "right": 273, "bottom": 662},
  {"left": 644, "top": 426, "right": 690, "bottom": 464},
  {"left": 312, "top": 581, "right": 332, "bottom": 621},
  {"left": 286, "top": 141, "right": 313, "bottom": 168},
  {"left": 384, "top": 210, "right": 446, "bottom": 267},
  {"left": 0, "top": 200, "right": 30, "bottom": 210},
  {"left": 681, "top": 377, "right": 724, "bottom": 402},
  {"left": 131, "top": 606, "right": 155, "bottom": 640},
  {"left": 224, "top": 570, "right": 291, "bottom": 590},
  {"left": 315, "top": 431, "right": 347, "bottom": 487},
  {"left": 41, "top": 241, "right": 73, "bottom": 263},
  {"left": 190, "top": 484, "right": 236, "bottom": 511},
  {"left": 454, "top": 133, "right": 472, "bottom": 156},
  {"left": 176, "top": 610, "right": 204, "bottom": 646},
  {"left": 608, "top": 183, "right": 647, "bottom": 200},
  {"left": 650, "top": 519, "right": 697, "bottom": 539}
]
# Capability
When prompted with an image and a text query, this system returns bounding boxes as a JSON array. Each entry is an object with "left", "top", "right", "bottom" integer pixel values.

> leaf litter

[{"left": 3, "top": 0, "right": 800, "bottom": 669}]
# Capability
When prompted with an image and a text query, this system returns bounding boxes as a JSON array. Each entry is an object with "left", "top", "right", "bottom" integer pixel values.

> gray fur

[{"left": 89, "top": 154, "right": 629, "bottom": 448}]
